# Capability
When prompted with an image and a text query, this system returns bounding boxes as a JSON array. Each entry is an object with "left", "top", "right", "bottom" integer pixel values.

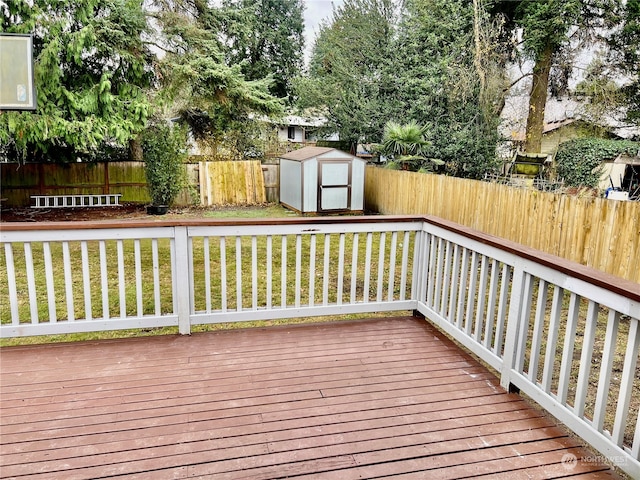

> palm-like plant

[{"left": 380, "top": 121, "right": 443, "bottom": 171}]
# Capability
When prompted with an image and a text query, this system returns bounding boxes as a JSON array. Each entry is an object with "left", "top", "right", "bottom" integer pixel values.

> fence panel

[
  {"left": 199, "top": 160, "right": 266, "bottom": 206},
  {"left": 261, "top": 163, "right": 279, "bottom": 203},
  {"left": 365, "top": 167, "right": 640, "bottom": 283},
  {"left": 0, "top": 162, "right": 199, "bottom": 206},
  {"left": 1, "top": 163, "right": 135, "bottom": 204}
]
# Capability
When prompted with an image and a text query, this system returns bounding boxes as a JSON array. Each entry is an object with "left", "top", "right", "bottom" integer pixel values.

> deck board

[{"left": 0, "top": 316, "right": 623, "bottom": 479}]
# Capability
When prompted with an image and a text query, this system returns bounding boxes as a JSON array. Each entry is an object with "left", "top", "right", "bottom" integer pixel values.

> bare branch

[{"left": 504, "top": 72, "right": 533, "bottom": 91}]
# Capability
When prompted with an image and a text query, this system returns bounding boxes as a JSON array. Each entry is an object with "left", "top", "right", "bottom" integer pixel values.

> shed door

[{"left": 318, "top": 160, "right": 351, "bottom": 212}]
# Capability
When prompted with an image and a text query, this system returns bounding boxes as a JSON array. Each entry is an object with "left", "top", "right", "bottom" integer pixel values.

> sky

[{"left": 303, "top": 0, "right": 343, "bottom": 63}]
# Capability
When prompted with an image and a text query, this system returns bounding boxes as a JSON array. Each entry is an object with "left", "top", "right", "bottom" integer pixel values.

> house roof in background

[
  {"left": 276, "top": 115, "right": 328, "bottom": 128},
  {"left": 508, "top": 118, "right": 577, "bottom": 142},
  {"left": 500, "top": 95, "right": 638, "bottom": 141},
  {"left": 614, "top": 154, "right": 640, "bottom": 165}
]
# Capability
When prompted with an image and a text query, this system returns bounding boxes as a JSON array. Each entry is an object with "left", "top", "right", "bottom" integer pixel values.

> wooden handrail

[{"left": 422, "top": 214, "right": 640, "bottom": 303}]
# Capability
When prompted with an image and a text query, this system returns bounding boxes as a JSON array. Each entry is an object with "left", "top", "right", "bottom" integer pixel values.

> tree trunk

[
  {"left": 524, "top": 43, "right": 553, "bottom": 153},
  {"left": 129, "top": 136, "right": 143, "bottom": 162},
  {"left": 472, "top": 0, "right": 486, "bottom": 101}
]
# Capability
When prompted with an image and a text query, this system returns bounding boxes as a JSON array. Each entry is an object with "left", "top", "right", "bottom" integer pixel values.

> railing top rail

[
  {"left": 0, "top": 215, "right": 424, "bottom": 232},
  {"left": 423, "top": 214, "right": 640, "bottom": 304},
  {"left": 2, "top": 214, "right": 638, "bottom": 303}
]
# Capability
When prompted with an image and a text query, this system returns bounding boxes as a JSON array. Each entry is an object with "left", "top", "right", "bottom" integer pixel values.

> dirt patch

[
  {"left": 0, "top": 203, "right": 298, "bottom": 223},
  {"left": 0, "top": 203, "right": 150, "bottom": 222}
]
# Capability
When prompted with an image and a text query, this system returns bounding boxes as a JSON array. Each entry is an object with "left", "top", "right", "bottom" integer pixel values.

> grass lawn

[
  {"left": 1, "top": 204, "right": 409, "bottom": 347},
  {"left": 201, "top": 204, "right": 296, "bottom": 218}
]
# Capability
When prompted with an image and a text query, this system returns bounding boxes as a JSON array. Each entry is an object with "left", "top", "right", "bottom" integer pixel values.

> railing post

[
  {"left": 173, "top": 226, "right": 192, "bottom": 335},
  {"left": 414, "top": 228, "right": 429, "bottom": 305},
  {"left": 500, "top": 260, "right": 526, "bottom": 392}
]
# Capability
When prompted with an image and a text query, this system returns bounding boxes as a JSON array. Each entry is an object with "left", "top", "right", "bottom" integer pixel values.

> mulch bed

[{"left": 1, "top": 204, "right": 150, "bottom": 223}]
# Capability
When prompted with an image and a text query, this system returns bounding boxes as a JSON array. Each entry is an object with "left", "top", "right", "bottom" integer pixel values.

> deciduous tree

[{"left": 491, "top": 0, "right": 622, "bottom": 152}]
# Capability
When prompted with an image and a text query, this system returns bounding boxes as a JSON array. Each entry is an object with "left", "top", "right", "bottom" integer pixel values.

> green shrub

[
  {"left": 556, "top": 138, "right": 639, "bottom": 188},
  {"left": 142, "top": 121, "right": 187, "bottom": 206}
]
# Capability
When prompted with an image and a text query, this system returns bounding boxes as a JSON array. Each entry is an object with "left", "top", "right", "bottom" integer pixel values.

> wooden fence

[
  {"left": 1, "top": 160, "right": 273, "bottom": 207},
  {"left": 364, "top": 167, "right": 640, "bottom": 283},
  {"left": 1, "top": 162, "right": 147, "bottom": 205},
  {"left": 199, "top": 160, "right": 267, "bottom": 206},
  {"left": 2, "top": 161, "right": 219, "bottom": 207},
  {"left": 1, "top": 161, "right": 638, "bottom": 283},
  {"left": 261, "top": 163, "right": 280, "bottom": 203}
]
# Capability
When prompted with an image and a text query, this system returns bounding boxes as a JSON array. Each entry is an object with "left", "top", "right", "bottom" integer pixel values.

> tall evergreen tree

[
  {"left": 151, "top": 0, "right": 284, "bottom": 147},
  {"left": 0, "top": 0, "right": 154, "bottom": 162},
  {"left": 219, "top": 0, "right": 305, "bottom": 101},
  {"left": 389, "top": 0, "right": 503, "bottom": 178},
  {"left": 298, "top": 0, "right": 396, "bottom": 149}
]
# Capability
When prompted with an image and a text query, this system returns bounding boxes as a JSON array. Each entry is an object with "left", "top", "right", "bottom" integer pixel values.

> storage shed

[{"left": 279, "top": 146, "right": 366, "bottom": 214}]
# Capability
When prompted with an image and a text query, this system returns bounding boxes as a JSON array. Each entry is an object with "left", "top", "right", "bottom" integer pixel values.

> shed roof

[{"left": 280, "top": 146, "right": 337, "bottom": 161}]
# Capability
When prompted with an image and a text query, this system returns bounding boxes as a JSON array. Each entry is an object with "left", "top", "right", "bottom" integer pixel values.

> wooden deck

[{"left": 0, "top": 317, "right": 623, "bottom": 480}]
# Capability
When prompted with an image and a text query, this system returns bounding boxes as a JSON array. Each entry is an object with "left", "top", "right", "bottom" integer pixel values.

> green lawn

[
  {"left": 202, "top": 204, "right": 296, "bottom": 218},
  {"left": 1, "top": 205, "right": 413, "bottom": 346}
]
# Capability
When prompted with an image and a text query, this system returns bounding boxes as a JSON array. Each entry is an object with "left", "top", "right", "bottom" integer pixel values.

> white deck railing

[{"left": 1, "top": 216, "right": 639, "bottom": 477}]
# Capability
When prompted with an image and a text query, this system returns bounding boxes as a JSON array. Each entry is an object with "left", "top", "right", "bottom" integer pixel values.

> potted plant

[{"left": 142, "top": 121, "right": 187, "bottom": 214}]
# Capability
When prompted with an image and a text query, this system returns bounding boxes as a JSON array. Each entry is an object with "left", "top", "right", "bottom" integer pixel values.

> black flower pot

[{"left": 147, "top": 205, "right": 169, "bottom": 215}]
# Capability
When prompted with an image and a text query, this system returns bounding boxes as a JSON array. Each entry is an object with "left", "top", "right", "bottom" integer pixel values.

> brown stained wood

[
  {"left": 1, "top": 365, "right": 489, "bottom": 421},
  {"left": 245, "top": 442, "right": 590, "bottom": 480},
  {"left": 0, "top": 317, "right": 622, "bottom": 479}
]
